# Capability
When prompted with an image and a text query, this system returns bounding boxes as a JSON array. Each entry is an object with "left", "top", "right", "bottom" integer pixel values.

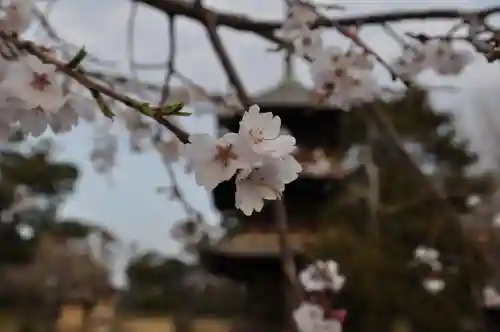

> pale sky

[{"left": 19, "top": 0, "right": 500, "bottom": 285}]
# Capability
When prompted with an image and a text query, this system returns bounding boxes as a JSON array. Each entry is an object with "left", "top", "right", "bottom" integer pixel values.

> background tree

[
  {"left": 125, "top": 251, "right": 245, "bottom": 317},
  {"left": 0, "top": 139, "right": 79, "bottom": 267},
  {"left": 312, "top": 88, "right": 495, "bottom": 332},
  {"left": 0, "top": 140, "right": 117, "bottom": 331}
]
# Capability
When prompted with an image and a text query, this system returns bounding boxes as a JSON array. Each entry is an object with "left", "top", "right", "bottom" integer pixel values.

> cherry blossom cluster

[
  {"left": 277, "top": 9, "right": 379, "bottom": 110},
  {"left": 299, "top": 260, "right": 346, "bottom": 292},
  {"left": 294, "top": 260, "right": 347, "bottom": 332},
  {"left": 413, "top": 245, "right": 445, "bottom": 294},
  {"left": 0, "top": 0, "right": 99, "bottom": 140},
  {"left": 275, "top": 2, "right": 478, "bottom": 111},
  {"left": 0, "top": 2, "right": 303, "bottom": 218},
  {"left": 184, "top": 105, "right": 301, "bottom": 216},
  {"left": 391, "top": 39, "right": 473, "bottom": 81},
  {"left": 414, "top": 246, "right": 500, "bottom": 305}
]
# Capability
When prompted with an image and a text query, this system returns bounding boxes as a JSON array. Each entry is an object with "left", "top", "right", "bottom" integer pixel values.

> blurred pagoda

[
  {"left": 198, "top": 26, "right": 354, "bottom": 331},
  {"left": 194, "top": 51, "right": 500, "bottom": 332}
]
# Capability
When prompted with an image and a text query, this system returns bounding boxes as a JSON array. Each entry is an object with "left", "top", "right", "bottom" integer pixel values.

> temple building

[{"left": 197, "top": 41, "right": 355, "bottom": 331}]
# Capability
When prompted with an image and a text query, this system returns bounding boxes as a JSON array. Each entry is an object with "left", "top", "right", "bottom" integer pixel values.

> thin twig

[
  {"left": 164, "top": 157, "right": 203, "bottom": 222},
  {"left": 381, "top": 23, "right": 411, "bottom": 49},
  {"left": 160, "top": 14, "right": 177, "bottom": 104},
  {"left": 364, "top": 119, "right": 380, "bottom": 241},
  {"left": 202, "top": 11, "right": 250, "bottom": 107},
  {"left": 274, "top": 198, "right": 302, "bottom": 305},
  {"left": 126, "top": 0, "right": 140, "bottom": 90}
]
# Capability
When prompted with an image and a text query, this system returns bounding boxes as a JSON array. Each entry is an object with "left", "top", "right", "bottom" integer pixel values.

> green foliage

[
  {"left": 125, "top": 251, "right": 246, "bottom": 317},
  {"left": 313, "top": 88, "right": 493, "bottom": 332},
  {"left": 0, "top": 143, "right": 80, "bottom": 266},
  {"left": 126, "top": 252, "right": 190, "bottom": 312}
]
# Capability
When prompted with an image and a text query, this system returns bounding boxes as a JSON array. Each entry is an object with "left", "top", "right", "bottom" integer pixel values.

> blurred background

[{"left": 2, "top": 0, "right": 500, "bottom": 331}]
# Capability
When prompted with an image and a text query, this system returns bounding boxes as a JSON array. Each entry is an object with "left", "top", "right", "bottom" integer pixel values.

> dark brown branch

[
  {"left": 274, "top": 199, "right": 302, "bottom": 306},
  {"left": 201, "top": 11, "right": 250, "bottom": 107},
  {"left": 139, "top": 0, "right": 500, "bottom": 35},
  {"left": 199, "top": 1, "right": 302, "bottom": 309}
]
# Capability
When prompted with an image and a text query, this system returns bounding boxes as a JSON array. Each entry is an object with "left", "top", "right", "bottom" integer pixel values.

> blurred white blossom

[{"left": 299, "top": 260, "right": 346, "bottom": 292}]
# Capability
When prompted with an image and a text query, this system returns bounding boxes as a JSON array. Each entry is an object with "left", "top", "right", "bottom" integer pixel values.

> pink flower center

[
  {"left": 30, "top": 72, "right": 51, "bottom": 91},
  {"left": 213, "top": 144, "right": 237, "bottom": 167}
]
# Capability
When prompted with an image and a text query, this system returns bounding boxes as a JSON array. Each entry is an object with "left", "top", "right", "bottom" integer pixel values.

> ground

[{"left": 1, "top": 306, "right": 231, "bottom": 332}]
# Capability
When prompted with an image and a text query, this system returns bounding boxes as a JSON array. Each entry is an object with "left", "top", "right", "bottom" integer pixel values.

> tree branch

[
  {"left": 0, "top": 31, "right": 190, "bottom": 144},
  {"left": 139, "top": 0, "right": 500, "bottom": 35},
  {"left": 199, "top": 1, "right": 302, "bottom": 310},
  {"left": 160, "top": 13, "right": 177, "bottom": 104},
  {"left": 201, "top": 11, "right": 250, "bottom": 107}
]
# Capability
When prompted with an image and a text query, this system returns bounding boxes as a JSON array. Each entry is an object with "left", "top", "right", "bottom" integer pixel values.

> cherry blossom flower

[
  {"left": 0, "top": 55, "right": 67, "bottom": 114},
  {"left": 0, "top": 0, "right": 34, "bottom": 34},
  {"left": 309, "top": 46, "right": 379, "bottom": 110},
  {"left": 466, "top": 195, "right": 481, "bottom": 207},
  {"left": 424, "top": 40, "right": 474, "bottom": 76},
  {"left": 293, "top": 302, "right": 344, "bottom": 332},
  {"left": 423, "top": 277, "right": 445, "bottom": 294},
  {"left": 483, "top": 286, "right": 500, "bottom": 308},
  {"left": 182, "top": 105, "right": 300, "bottom": 215},
  {"left": 391, "top": 44, "right": 428, "bottom": 81},
  {"left": 299, "top": 260, "right": 346, "bottom": 292},
  {"left": 346, "top": 49, "right": 375, "bottom": 71},
  {"left": 234, "top": 155, "right": 301, "bottom": 216},
  {"left": 278, "top": 3, "right": 318, "bottom": 40},
  {"left": 16, "top": 223, "right": 34, "bottom": 240},
  {"left": 238, "top": 104, "right": 297, "bottom": 159},
  {"left": 326, "top": 69, "right": 379, "bottom": 110},
  {"left": 293, "top": 302, "right": 324, "bottom": 332},
  {"left": 493, "top": 213, "right": 500, "bottom": 228},
  {"left": 312, "top": 46, "right": 373, "bottom": 77},
  {"left": 293, "top": 27, "right": 323, "bottom": 60},
  {"left": 321, "top": 319, "right": 343, "bottom": 332},
  {"left": 184, "top": 133, "right": 247, "bottom": 191},
  {"left": 414, "top": 245, "right": 442, "bottom": 271}
]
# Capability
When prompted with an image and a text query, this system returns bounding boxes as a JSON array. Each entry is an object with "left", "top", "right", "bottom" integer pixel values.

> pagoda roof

[
  {"left": 212, "top": 164, "right": 364, "bottom": 213},
  {"left": 218, "top": 79, "right": 339, "bottom": 117},
  {"left": 199, "top": 231, "right": 315, "bottom": 280},
  {"left": 161, "top": 80, "right": 343, "bottom": 121},
  {"left": 248, "top": 80, "right": 315, "bottom": 106},
  {"left": 206, "top": 231, "right": 313, "bottom": 257}
]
